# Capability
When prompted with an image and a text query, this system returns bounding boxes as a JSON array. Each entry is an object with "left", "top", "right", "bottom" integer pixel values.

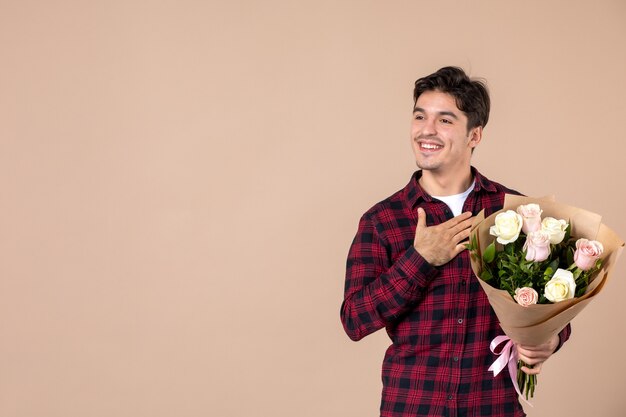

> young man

[{"left": 340, "top": 67, "right": 570, "bottom": 417}]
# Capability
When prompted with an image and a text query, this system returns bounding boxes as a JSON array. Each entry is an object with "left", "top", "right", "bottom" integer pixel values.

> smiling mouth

[{"left": 418, "top": 142, "right": 443, "bottom": 151}]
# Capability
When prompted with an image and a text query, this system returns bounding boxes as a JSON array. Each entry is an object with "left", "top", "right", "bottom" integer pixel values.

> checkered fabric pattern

[{"left": 341, "top": 167, "right": 571, "bottom": 417}]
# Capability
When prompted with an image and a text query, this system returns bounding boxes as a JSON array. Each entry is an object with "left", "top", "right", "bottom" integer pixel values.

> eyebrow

[{"left": 413, "top": 107, "right": 459, "bottom": 120}]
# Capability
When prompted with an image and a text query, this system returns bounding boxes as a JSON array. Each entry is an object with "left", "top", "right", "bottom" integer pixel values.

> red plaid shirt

[{"left": 341, "top": 168, "right": 571, "bottom": 417}]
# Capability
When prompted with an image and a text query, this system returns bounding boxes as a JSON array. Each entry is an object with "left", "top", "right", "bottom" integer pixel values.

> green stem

[{"left": 517, "top": 360, "right": 537, "bottom": 400}]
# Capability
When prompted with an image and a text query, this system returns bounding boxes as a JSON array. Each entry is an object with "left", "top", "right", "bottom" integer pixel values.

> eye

[
  {"left": 414, "top": 114, "right": 424, "bottom": 120},
  {"left": 441, "top": 118, "right": 452, "bottom": 124}
]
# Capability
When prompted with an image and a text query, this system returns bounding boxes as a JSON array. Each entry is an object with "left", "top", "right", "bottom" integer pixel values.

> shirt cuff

[
  {"left": 553, "top": 322, "right": 572, "bottom": 353},
  {"left": 394, "top": 245, "right": 439, "bottom": 288}
]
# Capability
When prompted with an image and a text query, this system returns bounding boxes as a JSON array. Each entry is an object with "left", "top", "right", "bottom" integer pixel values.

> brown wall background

[{"left": 2, "top": 1, "right": 625, "bottom": 416}]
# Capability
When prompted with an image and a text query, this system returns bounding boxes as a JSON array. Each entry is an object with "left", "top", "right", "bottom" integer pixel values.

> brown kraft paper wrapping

[{"left": 469, "top": 195, "right": 624, "bottom": 345}]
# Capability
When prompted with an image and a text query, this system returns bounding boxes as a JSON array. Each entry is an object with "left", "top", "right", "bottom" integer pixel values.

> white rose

[
  {"left": 489, "top": 210, "right": 523, "bottom": 244},
  {"left": 541, "top": 217, "right": 568, "bottom": 245},
  {"left": 544, "top": 268, "right": 576, "bottom": 302}
]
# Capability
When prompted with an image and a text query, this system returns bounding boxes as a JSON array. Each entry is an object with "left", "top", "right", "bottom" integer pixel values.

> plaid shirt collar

[{"left": 406, "top": 166, "right": 498, "bottom": 208}]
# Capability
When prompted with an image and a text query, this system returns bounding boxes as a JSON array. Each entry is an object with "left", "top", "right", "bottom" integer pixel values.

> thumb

[{"left": 416, "top": 207, "right": 427, "bottom": 228}]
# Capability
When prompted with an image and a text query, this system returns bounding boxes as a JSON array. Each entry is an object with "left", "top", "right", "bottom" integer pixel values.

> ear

[{"left": 468, "top": 126, "right": 483, "bottom": 149}]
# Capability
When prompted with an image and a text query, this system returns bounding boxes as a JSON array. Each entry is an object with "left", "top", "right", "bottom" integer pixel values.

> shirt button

[
  {"left": 457, "top": 318, "right": 463, "bottom": 324},
  {"left": 448, "top": 394, "right": 453, "bottom": 400},
  {"left": 453, "top": 356, "right": 459, "bottom": 362}
]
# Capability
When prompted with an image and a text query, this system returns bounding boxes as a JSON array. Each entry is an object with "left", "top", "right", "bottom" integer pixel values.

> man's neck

[{"left": 418, "top": 168, "right": 474, "bottom": 197}]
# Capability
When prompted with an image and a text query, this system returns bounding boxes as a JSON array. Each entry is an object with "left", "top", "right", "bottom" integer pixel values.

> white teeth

[{"left": 421, "top": 143, "right": 442, "bottom": 150}]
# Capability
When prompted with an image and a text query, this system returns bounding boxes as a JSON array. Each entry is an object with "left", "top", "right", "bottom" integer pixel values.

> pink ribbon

[{"left": 488, "top": 335, "right": 532, "bottom": 406}]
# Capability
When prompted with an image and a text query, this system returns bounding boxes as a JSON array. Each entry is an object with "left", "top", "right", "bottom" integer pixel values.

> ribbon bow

[{"left": 488, "top": 335, "right": 532, "bottom": 406}]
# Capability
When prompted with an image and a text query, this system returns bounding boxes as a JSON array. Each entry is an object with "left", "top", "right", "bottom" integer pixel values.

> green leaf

[
  {"left": 548, "top": 258, "right": 559, "bottom": 273},
  {"left": 520, "top": 261, "right": 531, "bottom": 273},
  {"left": 483, "top": 241, "right": 496, "bottom": 263},
  {"left": 480, "top": 269, "right": 493, "bottom": 281},
  {"left": 466, "top": 234, "right": 476, "bottom": 251}
]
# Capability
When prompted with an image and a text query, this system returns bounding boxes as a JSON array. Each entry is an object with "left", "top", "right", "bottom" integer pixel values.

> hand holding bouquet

[{"left": 468, "top": 195, "right": 624, "bottom": 401}]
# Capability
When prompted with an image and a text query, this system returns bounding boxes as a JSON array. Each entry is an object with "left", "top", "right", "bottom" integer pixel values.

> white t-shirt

[{"left": 432, "top": 180, "right": 475, "bottom": 217}]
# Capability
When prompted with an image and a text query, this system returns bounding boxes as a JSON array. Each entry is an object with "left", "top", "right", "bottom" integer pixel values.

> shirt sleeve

[
  {"left": 554, "top": 322, "right": 572, "bottom": 353},
  {"left": 340, "top": 213, "right": 439, "bottom": 341}
]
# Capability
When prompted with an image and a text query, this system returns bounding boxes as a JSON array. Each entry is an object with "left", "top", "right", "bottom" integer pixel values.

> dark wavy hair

[{"left": 413, "top": 66, "right": 490, "bottom": 131}]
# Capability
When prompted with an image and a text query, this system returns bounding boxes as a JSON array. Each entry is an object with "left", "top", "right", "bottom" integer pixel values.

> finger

[
  {"left": 517, "top": 350, "right": 548, "bottom": 365},
  {"left": 416, "top": 207, "right": 427, "bottom": 229},
  {"left": 516, "top": 348, "right": 531, "bottom": 363},
  {"left": 517, "top": 345, "right": 551, "bottom": 359},
  {"left": 444, "top": 211, "right": 472, "bottom": 226},
  {"left": 453, "top": 242, "right": 469, "bottom": 257},
  {"left": 450, "top": 216, "right": 475, "bottom": 235},
  {"left": 521, "top": 362, "right": 543, "bottom": 375},
  {"left": 452, "top": 228, "right": 472, "bottom": 245},
  {"left": 517, "top": 343, "right": 551, "bottom": 351},
  {"left": 457, "top": 239, "right": 470, "bottom": 249},
  {"left": 444, "top": 213, "right": 474, "bottom": 232}
]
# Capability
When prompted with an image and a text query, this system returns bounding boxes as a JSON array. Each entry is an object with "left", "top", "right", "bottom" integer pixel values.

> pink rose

[
  {"left": 516, "top": 204, "right": 543, "bottom": 234},
  {"left": 523, "top": 230, "right": 551, "bottom": 262},
  {"left": 574, "top": 238, "right": 604, "bottom": 271},
  {"left": 514, "top": 287, "right": 539, "bottom": 307}
]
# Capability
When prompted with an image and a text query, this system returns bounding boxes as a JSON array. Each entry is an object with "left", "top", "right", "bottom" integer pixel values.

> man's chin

[{"left": 415, "top": 162, "right": 440, "bottom": 171}]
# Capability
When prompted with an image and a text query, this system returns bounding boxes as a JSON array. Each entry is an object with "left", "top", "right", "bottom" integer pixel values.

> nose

[{"left": 421, "top": 118, "right": 437, "bottom": 136}]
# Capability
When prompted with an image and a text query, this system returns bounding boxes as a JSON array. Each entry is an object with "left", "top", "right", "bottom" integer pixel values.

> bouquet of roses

[{"left": 468, "top": 195, "right": 624, "bottom": 401}]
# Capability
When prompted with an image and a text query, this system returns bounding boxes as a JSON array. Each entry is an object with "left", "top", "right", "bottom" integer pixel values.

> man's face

[{"left": 410, "top": 90, "right": 481, "bottom": 175}]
